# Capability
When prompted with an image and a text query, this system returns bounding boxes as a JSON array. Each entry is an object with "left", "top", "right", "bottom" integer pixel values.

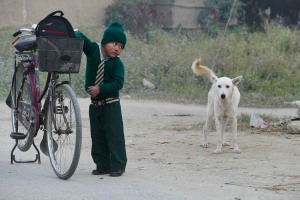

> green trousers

[{"left": 89, "top": 101, "right": 127, "bottom": 171}]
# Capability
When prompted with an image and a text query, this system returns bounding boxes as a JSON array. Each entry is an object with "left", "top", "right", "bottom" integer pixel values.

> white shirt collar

[{"left": 98, "top": 43, "right": 106, "bottom": 61}]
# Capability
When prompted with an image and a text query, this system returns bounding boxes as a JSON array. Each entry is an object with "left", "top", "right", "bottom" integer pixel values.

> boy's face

[{"left": 102, "top": 42, "right": 124, "bottom": 58}]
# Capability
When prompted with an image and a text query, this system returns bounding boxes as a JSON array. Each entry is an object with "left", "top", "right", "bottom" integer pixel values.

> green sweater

[{"left": 76, "top": 32, "right": 125, "bottom": 100}]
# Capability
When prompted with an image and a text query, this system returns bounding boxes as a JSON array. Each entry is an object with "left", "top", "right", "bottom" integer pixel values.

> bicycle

[{"left": 7, "top": 24, "right": 83, "bottom": 180}]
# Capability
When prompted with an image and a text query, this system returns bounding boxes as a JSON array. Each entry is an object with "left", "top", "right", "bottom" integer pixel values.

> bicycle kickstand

[{"left": 10, "top": 138, "right": 41, "bottom": 164}]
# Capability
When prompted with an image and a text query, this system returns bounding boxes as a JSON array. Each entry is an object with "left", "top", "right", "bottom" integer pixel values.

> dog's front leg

[
  {"left": 222, "top": 118, "right": 230, "bottom": 146},
  {"left": 202, "top": 106, "right": 214, "bottom": 148},
  {"left": 214, "top": 118, "right": 223, "bottom": 154},
  {"left": 231, "top": 117, "right": 241, "bottom": 153}
]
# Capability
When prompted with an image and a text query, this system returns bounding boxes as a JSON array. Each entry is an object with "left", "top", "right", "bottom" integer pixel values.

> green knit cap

[{"left": 101, "top": 22, "right": 126, "bottom": 48}]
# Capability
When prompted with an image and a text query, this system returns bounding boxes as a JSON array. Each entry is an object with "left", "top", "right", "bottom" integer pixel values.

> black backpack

[{"left": 35, "top": 10, "right": 75, "bottom": 38}]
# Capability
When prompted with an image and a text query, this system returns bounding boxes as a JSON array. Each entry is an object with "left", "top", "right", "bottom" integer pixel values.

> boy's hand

[{"left": 88, "top": 86, "right": 100, "bottom": 97}]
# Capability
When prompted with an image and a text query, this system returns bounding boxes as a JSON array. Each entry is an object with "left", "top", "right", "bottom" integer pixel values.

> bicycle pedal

[{"left": 10, "top": 132, "right": 26, "bottom": 140}]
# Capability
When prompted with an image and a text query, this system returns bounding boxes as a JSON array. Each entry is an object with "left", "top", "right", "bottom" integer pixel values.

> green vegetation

[
  {"left": 104, "top": 0, "right": 163, "bottom": 40},
  {"left": 123, "top": 23, "right": 300, "bottom": 108},
  {"left": 1, "top": 23, "right": 300, "bottom": 107},
  {"left": 198, "top": 0, "right": 245, "bottom": 30}
]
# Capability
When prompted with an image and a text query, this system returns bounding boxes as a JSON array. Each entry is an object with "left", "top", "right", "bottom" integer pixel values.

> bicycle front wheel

[{"left": 45, "top": 84, "right": 82, "bottom": 180}]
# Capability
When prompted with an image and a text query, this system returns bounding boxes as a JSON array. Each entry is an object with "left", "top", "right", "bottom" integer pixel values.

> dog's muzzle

[{"left": 221, "top": 94, "right": 226, "bottom": 99}]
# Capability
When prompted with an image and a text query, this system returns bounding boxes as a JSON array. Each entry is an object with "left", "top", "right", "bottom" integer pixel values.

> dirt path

[{"left": 0, "top": 98, "right": 299, "bottom": 200}]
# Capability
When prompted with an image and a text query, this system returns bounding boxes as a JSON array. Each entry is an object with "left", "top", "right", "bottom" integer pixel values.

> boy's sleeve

[
  {"left": 75, "top": 31, "right": 99, "bottom": 92},
  {"left": 75, "top": 31, "right": 96, "bottom": 56}
]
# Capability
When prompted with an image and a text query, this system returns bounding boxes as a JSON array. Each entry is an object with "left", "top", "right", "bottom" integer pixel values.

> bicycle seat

[{"left": 14, "top": 37, "right": 37, "bottom": 52}]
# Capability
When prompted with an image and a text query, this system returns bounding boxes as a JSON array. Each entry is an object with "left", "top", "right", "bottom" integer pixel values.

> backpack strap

[{"left": 48, "top": 10, "right": 64, "bottom": 17}]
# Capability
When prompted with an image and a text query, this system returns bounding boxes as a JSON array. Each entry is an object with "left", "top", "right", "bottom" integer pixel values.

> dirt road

[{"left": 0, "top": 98, "right": 299, "bottom": 200}]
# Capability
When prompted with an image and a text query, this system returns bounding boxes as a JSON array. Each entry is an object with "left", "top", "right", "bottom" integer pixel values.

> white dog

[{"left": 192, "top": 59, "right": 243, "bottom": 153}]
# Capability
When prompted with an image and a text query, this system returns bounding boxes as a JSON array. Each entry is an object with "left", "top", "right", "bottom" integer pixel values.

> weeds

[{"left": 1, "top": 23, "right": 300, "bottom": 108}]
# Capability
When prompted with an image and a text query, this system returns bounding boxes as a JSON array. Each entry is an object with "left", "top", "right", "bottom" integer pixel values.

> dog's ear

[
  {"left": 232, "top": 76, "right": 243, "bottom": 86},
  {"left": 210, "top": 77, "right": 217, "bottom": 83}
]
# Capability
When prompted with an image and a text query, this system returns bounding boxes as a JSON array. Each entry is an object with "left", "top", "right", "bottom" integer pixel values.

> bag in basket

[{"left": 35, "top": 10, "right": 75, "bottom": 38}]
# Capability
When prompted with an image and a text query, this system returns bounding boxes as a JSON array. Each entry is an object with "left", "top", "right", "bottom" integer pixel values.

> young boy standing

[{"left": 76, "top": 22, "right": 127, "bottom": 177}]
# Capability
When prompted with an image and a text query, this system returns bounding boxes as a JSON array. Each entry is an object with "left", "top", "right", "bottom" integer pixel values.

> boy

[{"left": 76, "top": 22, "right": 127, "bottom": 177}]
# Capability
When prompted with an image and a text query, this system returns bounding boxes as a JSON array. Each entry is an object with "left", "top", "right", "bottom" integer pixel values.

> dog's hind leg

[{"left": 231, "top": 117, "right": 241, "bottom": 153}]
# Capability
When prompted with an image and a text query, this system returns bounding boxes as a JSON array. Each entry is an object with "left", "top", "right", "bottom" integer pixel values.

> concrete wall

[
  {"left": 0, "top": 0, "right": 205, "bottom": 29},
  {"left": 0, "top": 0, "right": 113, "bottom": 29},
  {"left": 153, "top": 0, "right": 204, "bottom": 29}
]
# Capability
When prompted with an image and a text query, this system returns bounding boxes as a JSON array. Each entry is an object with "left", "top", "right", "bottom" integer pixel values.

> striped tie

[{"left": 95, "top": 59, "right": 106, "bottom": 85}]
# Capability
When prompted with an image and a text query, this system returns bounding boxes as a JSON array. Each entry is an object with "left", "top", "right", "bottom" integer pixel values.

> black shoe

[
  {"left": 92, "top": 168, "right": 111, "bottom": 175},
  {"left": 109, "top": 169, "right": 125, "bottom": 177}
]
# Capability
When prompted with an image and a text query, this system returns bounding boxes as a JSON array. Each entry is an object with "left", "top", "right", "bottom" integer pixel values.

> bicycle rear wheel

[
  {"left": 11, "top": 64, "right": 34, "bottom": 151},
  {"left": 45, "top": 83, "right": 82, "bottom": 180}
]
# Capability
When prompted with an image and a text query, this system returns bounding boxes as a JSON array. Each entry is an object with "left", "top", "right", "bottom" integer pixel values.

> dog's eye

[
  {"left": 226, "top": 85, "right": 230, "bottom": 88},
  {"left": 218, "top": 85, "right": 221, "bottom": 88}
]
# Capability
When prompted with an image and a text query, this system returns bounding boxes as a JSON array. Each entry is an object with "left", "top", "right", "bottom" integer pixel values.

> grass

[
  {"left": 122, "top": 24, "right": 300, "bottom": 108},
  {"left": 1, "top": 23, "right": 300, "bottom": 108}
]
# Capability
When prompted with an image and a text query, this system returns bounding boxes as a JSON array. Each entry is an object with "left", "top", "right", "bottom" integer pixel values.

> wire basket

[{"left": 37, "top": 37, "right": 84, "bottom": 73}]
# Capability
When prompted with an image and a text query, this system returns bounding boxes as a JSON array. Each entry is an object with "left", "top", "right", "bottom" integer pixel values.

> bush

[
  {"left": 198, "top": 0, "right": 245, "bottom": 35},
  {"left": 104, "top": 0, "right": 164, "bottom": 39}
]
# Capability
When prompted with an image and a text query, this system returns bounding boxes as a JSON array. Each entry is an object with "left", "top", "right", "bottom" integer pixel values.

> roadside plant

[{"left": 104, "top": 0, "right": 164, "bottom": 39}]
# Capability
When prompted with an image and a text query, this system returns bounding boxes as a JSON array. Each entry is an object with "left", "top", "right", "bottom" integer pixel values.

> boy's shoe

[
  {"left": 92, "top": 168, "right": 111, "bottom": 175},
  {"left": 109, "top": 169, "right": 125, "bottom": 177}
]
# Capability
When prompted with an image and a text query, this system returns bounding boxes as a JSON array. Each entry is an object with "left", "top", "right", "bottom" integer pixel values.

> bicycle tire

[
  {"left": 44, "top": 84, "right": 82, "bottom": 180},
  {"left": 11, "top": 64, "right": 34, "bottom": 151}
]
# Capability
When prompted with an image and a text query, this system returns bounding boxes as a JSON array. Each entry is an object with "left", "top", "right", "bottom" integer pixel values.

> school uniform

[{"left": 76, "top": 22, "right": 127, "bottom": 176}]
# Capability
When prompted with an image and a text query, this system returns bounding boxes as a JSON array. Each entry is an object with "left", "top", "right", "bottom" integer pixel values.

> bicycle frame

[
  {"left": 11, "top": 28, "right": 70, "bottom": 140},
  {"left": 15, "top": 52, "right": 73, "bottom": 137},
  {"left": 13, "top": 51, "right": 45, "bottom": 136}
]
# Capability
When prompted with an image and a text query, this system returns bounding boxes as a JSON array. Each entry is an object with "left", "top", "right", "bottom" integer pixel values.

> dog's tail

[{"left": 191, "top": 59, "right": 218, "bottom": 83}]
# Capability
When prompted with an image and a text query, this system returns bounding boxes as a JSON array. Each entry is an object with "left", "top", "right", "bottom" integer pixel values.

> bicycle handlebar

[
  {"left": 12, "top": 25, "right": 36, "bottom": 45},
  {"left": 13, "top": 30, "right": 22, "bottom": 37},
  {"left": 12, "top": 24, "right": 78, "bottom": 45},
  {"left": 13, "top": 25, "right": 36, "bottom": 37}
]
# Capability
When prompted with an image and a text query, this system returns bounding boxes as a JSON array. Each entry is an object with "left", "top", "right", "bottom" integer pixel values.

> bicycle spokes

[
  {"left": 53, "top": 93, "right": 72, "bottom": 132},
  {"left": 45, "top": 84, "right": 81, "bottom": 180},
  {"left": 17, "top": 101, "right": 33, "bottom": 128}
]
